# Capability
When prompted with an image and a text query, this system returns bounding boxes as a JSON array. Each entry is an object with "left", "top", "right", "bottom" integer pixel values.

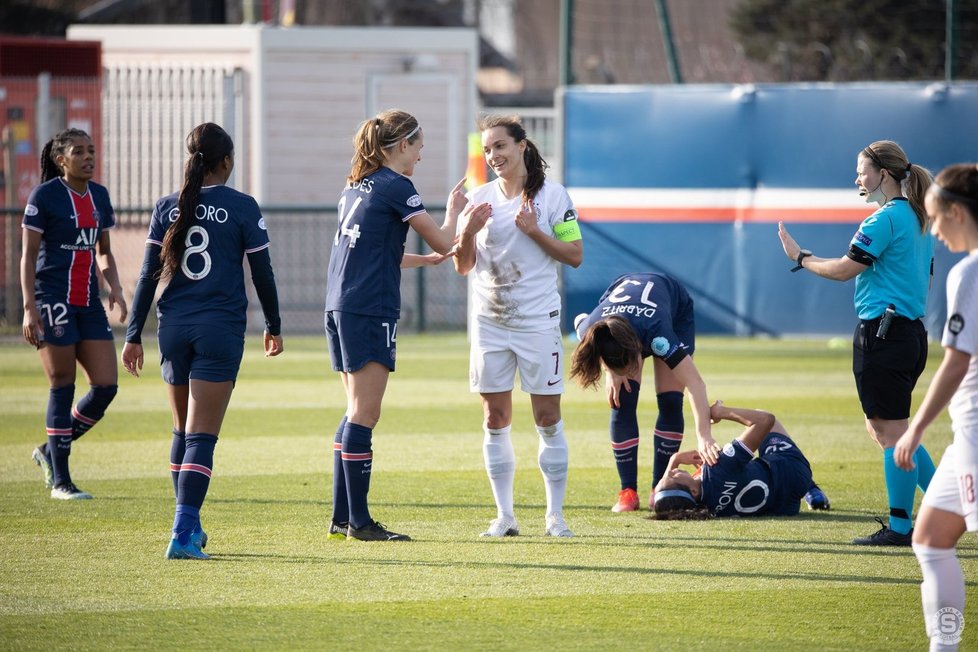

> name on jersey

[
  {"left": 601, "top": 304, "right": 656, "bottom": 319},
  {"left": 168, "top": 204, "right": 229, "bottom": 224},
  {"left": 350, "top": 178, "right": 374, "bottom": 194},
  {"left": 60, "top": 227, "right": 98, "bottom": 250}
]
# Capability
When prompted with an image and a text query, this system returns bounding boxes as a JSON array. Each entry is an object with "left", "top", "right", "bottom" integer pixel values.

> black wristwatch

[{"left": 791, "top": 249, "right": 812, "bottom": 273}]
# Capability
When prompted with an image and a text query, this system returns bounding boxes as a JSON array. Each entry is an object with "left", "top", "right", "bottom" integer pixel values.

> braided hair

[{"left": 40, "top": 128, "right": 91, "bottom": 182}]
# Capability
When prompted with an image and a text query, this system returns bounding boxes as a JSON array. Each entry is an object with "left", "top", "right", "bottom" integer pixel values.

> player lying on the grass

[{"left": 652, "top": 401, "right": 829, "bottom": 519}]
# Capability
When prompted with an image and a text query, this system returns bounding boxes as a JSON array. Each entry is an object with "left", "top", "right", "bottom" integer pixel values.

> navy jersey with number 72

[{"left": 325, "top": 166, "right": 426, "bottom": 318}]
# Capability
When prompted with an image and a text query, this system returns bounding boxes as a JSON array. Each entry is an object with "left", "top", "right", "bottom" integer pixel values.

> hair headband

[
  {"left": 932, "top": 183, "right": 978, "bottom": 211},
  {"left": 654, "top": 488, "right": 697, "bottom": 505},
  {"left": 863, "top": 147, "right": 912, "bottom": 178},
  {"left": 382, "top": 123, "right": 421, "bottom": 149}
]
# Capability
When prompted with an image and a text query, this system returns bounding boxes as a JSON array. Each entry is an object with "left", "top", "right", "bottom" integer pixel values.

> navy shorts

[
  {"left": 758, "top": 432, "right": 813, "bottom": 508},
  {"left": 325, "top": 310, "right": 397, "bottom": 373},
  {"left": 37, "top": 299, "right": 113, "bottom": 346},
  {"left": 852, "top": 316, "right": 927, "bottom": 420},
  {"left": 158, "top": 323, "right": 244, "bottom": 385}
]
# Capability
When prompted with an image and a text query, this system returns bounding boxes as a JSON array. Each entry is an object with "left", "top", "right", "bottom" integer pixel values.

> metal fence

[{"left": 1, "top": 206, "right": 469, "bottom": 335}]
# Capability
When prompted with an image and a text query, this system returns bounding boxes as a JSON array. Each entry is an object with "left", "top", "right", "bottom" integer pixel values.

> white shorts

[
  {"left": 921, "top": 438, "right": 978, "bottom": 532},
  {"left": 469, "top": 318, "right": 564, "bottom": 394}
]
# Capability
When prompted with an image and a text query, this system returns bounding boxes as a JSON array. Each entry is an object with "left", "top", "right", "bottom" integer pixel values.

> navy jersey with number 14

[{"left": 325, "top": 166, "right": 426, "bottom": 318}]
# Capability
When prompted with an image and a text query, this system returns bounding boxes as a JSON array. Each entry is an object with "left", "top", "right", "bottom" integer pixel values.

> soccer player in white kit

[
  {"left": 895, "top": 163, "right": 978, "bottom": 652},
  {"left": 454, "top": 115, "right": 583, "bottom": 538}
]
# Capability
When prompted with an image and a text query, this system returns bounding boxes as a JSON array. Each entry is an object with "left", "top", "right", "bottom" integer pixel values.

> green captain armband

[{"left": 553, "top": 219, "right": 582, "bottom": 242}]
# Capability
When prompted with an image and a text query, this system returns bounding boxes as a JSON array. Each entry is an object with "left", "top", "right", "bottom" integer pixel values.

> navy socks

[
  {"left": 341, "top": 422, "right": 373, "bottom": 529},
  {"left": 609, "top": 380, "right": 641, "bottom": 491},
  {"left": 173, "top": 433, "right": 218, "bottom": 542},
  {"left": 46, "top": 384, "right": 75, "bottom": 487},
  {"left": 652, "top": 391, "right": 685, "bottom": 487}
]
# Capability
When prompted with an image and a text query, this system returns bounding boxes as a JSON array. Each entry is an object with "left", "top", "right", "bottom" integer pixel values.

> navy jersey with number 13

[
  {"left": 325, "top": 166, "right": 426, "bottom": 318},
  {"left": 147, "top": 184, "right": 269, "bottom": 334},
  {"left": 575, "top": 272, "right": 694, "bottom": 368}
]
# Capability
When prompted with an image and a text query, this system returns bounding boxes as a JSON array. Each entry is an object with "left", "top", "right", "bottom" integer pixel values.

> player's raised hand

[
  {"left": 778, "top": 221, "right": 801, "bottom": 261},
  {"left": 460, "top": 202, "right": 491, "bottom": 239},
  {"left": 446, "top": 177, "right": 469, "bottom": 219},
  {"left": 515, "top": 199, "right": 539, "bottom": 235},
  {"left": 709, "top": 399, "right": 725, "bottom": 424}
]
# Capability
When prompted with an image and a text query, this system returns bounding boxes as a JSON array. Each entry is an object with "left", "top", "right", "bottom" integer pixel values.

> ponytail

[
  {"left": 521, "top": 138, "right": 548, "bottom": 204},
  {"left": 904, "top": 163, "right": 934, "bottom": 233},
  {"left": 863, "top": 140, "right": 933, "bottom": 233},
  {"left": 348, "top": 110, "right": 420, "bottom": 184},
  {"left": 159, "top": 123, "right": 234, "bottom": 281}
]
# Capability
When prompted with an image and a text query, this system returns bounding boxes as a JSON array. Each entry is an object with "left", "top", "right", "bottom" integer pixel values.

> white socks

[
  {"left": 536, "top": 420, "right": 568, "bottom": 518},
  {"left": 483, "top": 425, "right": 515, "bottom": 519},
  {"left": 913, "top": 543, "right": 965, "bottom": 651}
]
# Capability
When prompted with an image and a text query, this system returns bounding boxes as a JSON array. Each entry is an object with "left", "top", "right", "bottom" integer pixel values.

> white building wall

[{"left": 68, "top": 24, "right": 479, "bottom": 207}]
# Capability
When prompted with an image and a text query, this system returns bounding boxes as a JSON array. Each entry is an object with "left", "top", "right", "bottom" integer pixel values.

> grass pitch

[{"left": 1, "top": 334, "right": 975, "bottom": 650}]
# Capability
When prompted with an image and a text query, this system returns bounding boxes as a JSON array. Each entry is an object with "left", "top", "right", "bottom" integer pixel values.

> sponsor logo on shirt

[
  {"left": 948, "top": 313, "right": 965, "bottom": 335},
  {"left": 406, "top": 194, "right": 422, "bottom": 208},
  {"left": 258, "top": 218, "right": 267, "bottom": 230},
  {"left": 651, "top": 336, "right": 670, "bottom": 356},
  {"left": 563, "top": 209, "right": 577, "bottom": 222},
  {"left": 855, "top": 231, "right": 872, "bottom": 246},
  {"left": 25, "top": 204, "right": 38, "bottom": 217}
]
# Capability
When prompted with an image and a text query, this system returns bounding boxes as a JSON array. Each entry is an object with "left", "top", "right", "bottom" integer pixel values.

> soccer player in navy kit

[
  {"left": 651, "top": 401, "right": 828, "bottom": 519},
  {"left": 21, "top": 128, "right": 127, "bottom": 500},
  {"left": 122, "top": 123, "right": 283, "bottom": 560},
  {"left": 325, "top": 109, "right": 473, "bottom": 542},
  {"left": 779, "top": 140, "right": 935, "bottom": 546},
  {"left": 571, "top": 272, "right": 720, "bottom": 513},
  {"left": 894, "top": 164, "right": 978, "bottom": 651}
]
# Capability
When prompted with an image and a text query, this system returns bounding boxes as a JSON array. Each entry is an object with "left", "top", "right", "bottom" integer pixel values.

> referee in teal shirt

[{"left": 779, "top": 140, "right": 936, "bottom": 547}]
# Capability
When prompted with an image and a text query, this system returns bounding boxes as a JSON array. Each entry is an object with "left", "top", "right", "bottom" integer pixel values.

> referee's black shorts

[{"left": 852, "top": 315, "right": 927, "bottom": 420}]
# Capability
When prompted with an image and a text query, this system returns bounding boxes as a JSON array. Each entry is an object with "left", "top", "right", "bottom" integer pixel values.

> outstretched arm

[
  {"left": 670, "top": 356, "right": 720, "bottom": 465},
  {"left": 778, "top": 221, "right": 866, "bottom": 281}
]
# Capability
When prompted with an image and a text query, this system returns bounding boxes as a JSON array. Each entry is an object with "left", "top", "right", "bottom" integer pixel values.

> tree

[{"left": 730, "top": 0, "right": 978, "bottom": 81}]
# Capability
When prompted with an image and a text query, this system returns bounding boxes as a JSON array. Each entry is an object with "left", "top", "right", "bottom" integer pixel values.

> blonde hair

[
  {"left": 861, "top": 140, "right": 933, "bottom": 232},
  {"left": 348, "top": 109, "right": 421, "bottom": 183}
]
